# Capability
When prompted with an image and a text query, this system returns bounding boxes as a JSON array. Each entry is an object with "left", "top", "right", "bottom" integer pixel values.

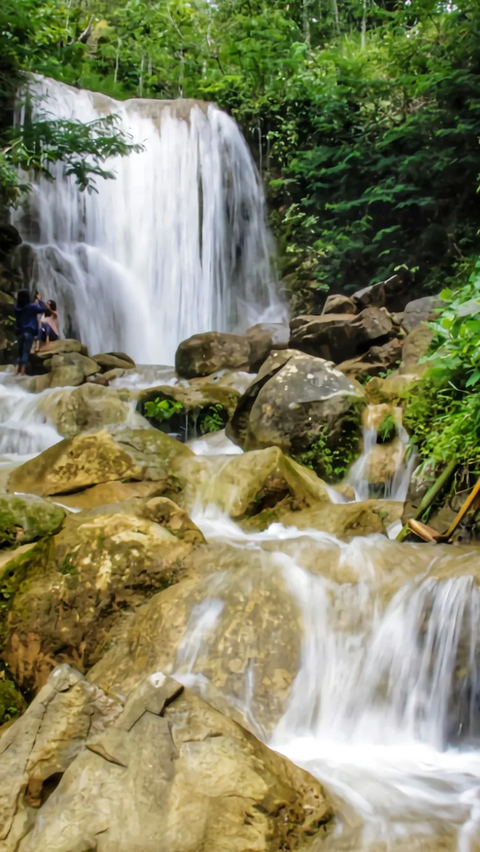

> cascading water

[
  {"left": 172, "top": 514, "right": 480, "bottom": 852},
  {"left": 348, "top": 404, "right": 416, "bottom": 502},
  {"left": 13, "top": 76, "right": 285, "bottom": 364}
]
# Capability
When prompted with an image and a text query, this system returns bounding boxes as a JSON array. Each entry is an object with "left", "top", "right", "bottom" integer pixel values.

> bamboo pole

[{"left": 396, "top": 458, "right": 457, "bottom": 542}]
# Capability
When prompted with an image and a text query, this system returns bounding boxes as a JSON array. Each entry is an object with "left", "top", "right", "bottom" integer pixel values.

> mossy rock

[
  {"left": 138, "top": 383, "right": 239, "bottom": 441},
  {"left": 3, "top": 504, "right": 202, "bottom": 693},
  {"left": 8, "top": 427, "right": 192, "bottom": 498},
  {"left": 0, "top": 677, "right": 26, "bottom": 726},
  {"left": 0, "top": 494, "right": 65, "bottom": 548}
]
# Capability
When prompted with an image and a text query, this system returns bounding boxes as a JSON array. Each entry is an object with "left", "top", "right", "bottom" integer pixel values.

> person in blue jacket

[{"left": 14, "top": 289, "right": 47, "bottom": 376}]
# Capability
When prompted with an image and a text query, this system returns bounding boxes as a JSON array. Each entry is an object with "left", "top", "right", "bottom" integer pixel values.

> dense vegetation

[
  {"left": 2, "top": 0, "right": 480, "bottom": 310},
  {"left": 406, "top": 269, "right": 480, "bottom": 470}
]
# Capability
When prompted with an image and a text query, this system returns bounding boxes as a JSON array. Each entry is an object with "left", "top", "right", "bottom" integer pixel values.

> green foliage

[
  {"left": 292, "top": 425, "right": 360, "bottom": 482},
  {"left": 144, "top": 397, "right": 184, "bottom": 424},
  {"left": 3, "top": 0, "right": 480, "bottom": 309},
  {"left": 0, "top": 678, "right": 26, "bottom": 725},
  {"left": 199, "top": 404, "right": 226, "bottom": 435},
  {"left": 377, "top": 413, "right": 397, "bottom": 444},
  {"left": 405, "top": 264, "right": 480, "bottom": 467}
]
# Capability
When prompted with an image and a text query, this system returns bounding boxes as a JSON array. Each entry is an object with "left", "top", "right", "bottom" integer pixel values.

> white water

[
  {"left": 173, "top": 509, "right": 480, "bottom": 852},
  {"left": 14, "top": 76, "right": 285, "bottom": 364},
  {"left": 348, "top": 405, "right": 416, "bottom": 503}
]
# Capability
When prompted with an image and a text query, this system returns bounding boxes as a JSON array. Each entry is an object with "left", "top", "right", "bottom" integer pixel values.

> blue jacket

[{"left": 15, "top": 300, "right": 47, "bottom": 337}]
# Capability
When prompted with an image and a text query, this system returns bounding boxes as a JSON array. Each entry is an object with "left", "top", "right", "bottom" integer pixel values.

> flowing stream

[{"left": 13, "top": 76, "right": 285, "bottom": 364}]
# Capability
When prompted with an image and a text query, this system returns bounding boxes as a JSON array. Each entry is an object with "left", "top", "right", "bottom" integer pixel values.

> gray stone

[
  {"left": 401, "top": 295, "right": 443, "bottom": 333},
  {"left": 228, "top": 349, "right": 365, "bottom": 454}
]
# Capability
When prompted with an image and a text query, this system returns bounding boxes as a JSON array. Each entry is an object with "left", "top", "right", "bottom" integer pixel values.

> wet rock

[
  {"left": 41, "top": 383, "right": 136, "bottom": 437},
  {"left": 3, "top": 506, "right": 199, "bottom": 691},
  {"left": 0, "top": 494, "right": 65, "bottom": 548},
  {"left": 52, "top": 480, "right": 164, "bottom": 512},
  {"left": 175, "top": 331, "right": 251, "bottom": 378},
  {"left": 2, "top": 669, "right": 333, "bottom": 852},
  {"left": 401, "top": 295, "right": 442, "bottom": 333},
  {"left": 86, "top": 373, "right": 109, "bottom": 387},
  {"left": 48, "top": 364, "right": 86, "bottom": 387},
  {"left": 322, "top": 293, "right": 357, "bottom": 315},
  {"left": 8, "top": 427, "right": 192, "bottom": 497},
  {"left": 174, "top": 445, "right": 331, "bottom": 519},
  {"left": 102, "top": 366, "right": 134, "bottom": 383},
  {"left": 244, "top": 322, "right": 290, "bottom": 371},
  {"left": 255, "top": 498, "right": 404, "bottom": 537},
  {"left": 227, "top": 350, "right": 365, "bottom": 459},
  {"left": 91, "top": 352, "right": 137, "bottom": 372}
]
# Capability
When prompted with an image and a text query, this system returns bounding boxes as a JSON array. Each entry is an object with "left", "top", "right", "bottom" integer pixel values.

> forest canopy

[{"left": 1, "top": 0, "right": 480, "bottom": 310}]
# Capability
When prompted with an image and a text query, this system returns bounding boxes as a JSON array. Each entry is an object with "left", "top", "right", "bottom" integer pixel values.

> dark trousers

[{"left": 17, "top": 333, "right": 34, "bottom": 367}]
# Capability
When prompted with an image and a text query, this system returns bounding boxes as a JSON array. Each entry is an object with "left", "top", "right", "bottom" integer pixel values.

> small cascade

[
  {"left": 13, "top": 76, "right": 286, "bottom": 364},
  {"left": 347, "top": 404, "right": 416, "bottom": 502},
  {"left": 172, "top": 510, "right": 480, "bottom": 852},
  {"left": 0, "top": 374, "right": 61, "bottom": 459}
]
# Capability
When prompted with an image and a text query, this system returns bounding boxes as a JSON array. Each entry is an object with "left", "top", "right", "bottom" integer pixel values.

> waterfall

[{"left": 13, "top": 76, "right": 285, "bottom": 364}]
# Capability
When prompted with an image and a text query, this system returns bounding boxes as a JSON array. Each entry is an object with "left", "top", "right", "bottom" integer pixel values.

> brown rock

[
  {"left": 322, "top": 293, "right": 357, "bottom": 315},
  {"left": 3, "top": 670, "right": 333, "bottom": 852},
  {"left": 43, "top": 351, "right": 100, "bottom": 378},
  {"left": 91, "top": 353, "right": 137, "bottom": 372},
  {"left": 175, "top": 331, "right": 251, "bottom": 379},
  {"left": 40, "top": 383, "right": 135, "bottom": 437},
  {"left": 352, "top": 274, "right": 409, "bottom": 312},
  {"left": 35, "top": 339, "right": 88, "bottom": 359}
]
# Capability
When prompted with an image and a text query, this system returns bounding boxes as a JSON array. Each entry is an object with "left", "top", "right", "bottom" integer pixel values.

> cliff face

[{"left": 0, "top": 224, "right": 31, "bottom": 365}]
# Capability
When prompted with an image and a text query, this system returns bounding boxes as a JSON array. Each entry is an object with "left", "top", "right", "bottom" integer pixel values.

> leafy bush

[
  {"left": 144, "top": 397, "right": 184, "bottom": 424},
  {"left": 199, "top": 404, "right": 226, "bottom": 435},
  {"left": 292, "top": 424, "right": 361, "bottom": 482},
  {"left": 405, "top": 264, "right": 480, "bottom": 467}
]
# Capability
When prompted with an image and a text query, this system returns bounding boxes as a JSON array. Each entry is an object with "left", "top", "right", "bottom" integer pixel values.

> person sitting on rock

[
  {"left": 14, "top": 289, "right": 47, "bottom": 376},
  {"left": 39, "top": 299, "right": 60, "bottom": 347}
]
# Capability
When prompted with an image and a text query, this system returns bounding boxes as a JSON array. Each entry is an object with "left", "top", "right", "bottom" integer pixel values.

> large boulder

[
  {"left": 227, "top": 351, "right": 365, "bottom": 468},
  {"left": 175, "top": 331, "right": 251, "bottom": 379},
  {"left": 3, "top": 503, "right": 201, "bottom": 691},
  {"left": 174, "top": 445, "right": 331, "bottom": 520},
  {"left": 38, "top": 383, "right": 137, "bottom": 437},
  {"left": 0, "top": 494, "right": 65, "bottom": 548},
  {"left": 401, "top": 295, "right": 442, "bottom": 333},
  {"left": 0, "top": 668, "right": 333, "bottom": 852},
  {"left": 8, "top": 427, "right": 191, "bottom": 497},
  {"left": 290, "top": 307, "right": 393, "bottom": 363}
]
